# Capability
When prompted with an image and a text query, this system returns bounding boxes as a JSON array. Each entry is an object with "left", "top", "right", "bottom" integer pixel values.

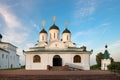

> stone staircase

[{"left": 47, "top": 65, "right": 69, "bottom": 71}]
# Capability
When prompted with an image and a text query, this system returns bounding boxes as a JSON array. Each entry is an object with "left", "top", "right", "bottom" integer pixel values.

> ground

[{"left": 0, "top": 69, "right": 120, "bottom": 80}]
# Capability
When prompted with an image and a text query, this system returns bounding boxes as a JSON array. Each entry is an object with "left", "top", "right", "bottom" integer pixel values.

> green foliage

[
  {"left": 107, "top": 62, "right": 120, "bottom": 73},
  {"left": 1, "top": 68, "right": 21, "bottom": 70},
  {"left": 90, "top": 64, "right": 101, "bottom": 70},
  {"left": 110, "top": 57, "right": 114, "bottom": 63},
  {"left": 96, "top": 52, "right": 103, "bottom": 67}
]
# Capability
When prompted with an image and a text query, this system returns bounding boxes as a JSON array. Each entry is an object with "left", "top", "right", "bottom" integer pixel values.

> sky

[{"left": 0, "top": 0, "right": 120, "bottom": 65}]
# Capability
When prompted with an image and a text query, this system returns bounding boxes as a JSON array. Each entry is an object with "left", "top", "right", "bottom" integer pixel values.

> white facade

[
  {"left": 101, "top": 59, "right": 111, "bottom": 70},
  {"left": 25, "top": 22, "right": 92, "bottom": 70},
  {"left": 0, "top": 48, "right": 9, "bottom": 69},
  {"left": 0, "top": 38, "right": 21, "bottom": 69}
]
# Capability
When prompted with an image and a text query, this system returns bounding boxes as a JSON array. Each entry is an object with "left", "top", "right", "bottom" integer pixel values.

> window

[
  {"left": 33, "top": 55, "right": 41, "bottom": 63},
  {"left": 54, "top": 33, "right": 55, "bottom": 39},
  {"left": 6, "top": 55, "right": 8, "bottom": 59},
  {"left": 73, "top": 55, "right": 81, "bottom": 63},
  {"left": 42, "top": 35, "right": 44, "bottom": 41},
  {"left": 57, "top": 33, "right": 59, "bottom": 39},
  {"left": 2, "top": 54, "right": 4, "bottom": 59},
  {"left": 67, "top": 35, "right": 68, "bottom": 40}
]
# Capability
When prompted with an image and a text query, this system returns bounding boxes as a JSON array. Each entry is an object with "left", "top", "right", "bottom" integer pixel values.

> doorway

[{"left": 53, "top": 55, "right": 62, "bottom": 66}]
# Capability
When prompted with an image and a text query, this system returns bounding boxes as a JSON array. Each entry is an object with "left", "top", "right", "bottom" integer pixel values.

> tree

[
  {"left": 110, "top": 57, "right": 114, "bottom": 63},
  {"left": 96, "top": 52, "right": 103, "bottom": 67},
  {"left": 107, "top": 62, "right": 120, "bottom": 73}
]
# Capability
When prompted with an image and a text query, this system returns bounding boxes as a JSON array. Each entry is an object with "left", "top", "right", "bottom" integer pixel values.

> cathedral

[{"left": 24, "top": 17, "right": 92, "bottom": 70}]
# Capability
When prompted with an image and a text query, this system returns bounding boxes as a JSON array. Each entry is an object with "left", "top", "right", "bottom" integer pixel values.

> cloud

[
  {"left": 0, "top": 4, "right": 30, "bottom": 44},
  {"left": 0, "top": 5, "right": 21, "bottom": 28},
  {"left": 0, "top": 4, "right": 31, "bottom": 65},
  {"left": 74, "top": 0, "right": 96, "bottom": 18},
  {"left": 109, "top": 40, "right": 120, "bottom": 49}
]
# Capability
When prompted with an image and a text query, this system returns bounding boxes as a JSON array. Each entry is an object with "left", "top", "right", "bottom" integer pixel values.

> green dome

[{"left": 103, "top": 50, "right": 110, "bottom": 59}]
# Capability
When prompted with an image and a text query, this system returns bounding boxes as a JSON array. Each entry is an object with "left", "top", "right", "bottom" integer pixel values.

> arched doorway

[{"left": 53, "top": 55, "right": 62, "bottom": 66}]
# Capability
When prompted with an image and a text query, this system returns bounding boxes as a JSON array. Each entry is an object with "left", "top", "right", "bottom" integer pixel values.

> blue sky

[{"left": 0, "top": 0, "right": 120, "bottom": 65}]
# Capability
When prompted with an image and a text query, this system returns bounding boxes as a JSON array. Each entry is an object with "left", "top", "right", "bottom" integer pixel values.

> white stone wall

[
  {"left": 25, "top": 52, "right": 90, "bottom": 70},
  {"left": 62, "top": 33, "right": 71, "bottom": 42},
  {"left": 0, "top": 43, "right": 20, "bottom": 69},
  {"left": 101, "top": 59, "right": 111, "bottom": 70},
  {"left": 0, "top": 49, "right": 9, "bottom": 69},
  {"left": 49, "top": 29, "right": 59, "bottom": 41},
  {"left": 39, "top": 33, "right": 47, "bottom": 42}
]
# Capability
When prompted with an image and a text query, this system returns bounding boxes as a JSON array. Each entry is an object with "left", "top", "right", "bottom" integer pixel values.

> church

[
  {"left": 24, "top": 17, "right": 92, "bottom": 70},
  {"left": 0, "top": 34, "right": 20, "bottom": 69}
]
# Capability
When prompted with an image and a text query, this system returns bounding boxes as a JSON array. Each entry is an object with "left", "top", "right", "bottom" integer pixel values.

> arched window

[
  {"left": 42, "top": 35, "right": 44, "bottom": 41},
  {"left": 73, "top": 55, "right": 81, "bottom": 63},
  {"left": 33, "top": 55, "right": 41, "bottom": 63},
  {"left": 67, "top": 35, "right": 68, "bottom": 40},
  {"left": 54, "top": 33, "right": 55, "bottom": 39},
  {"left": 50, "top": 33, "right": 52, "bottom": 39}
]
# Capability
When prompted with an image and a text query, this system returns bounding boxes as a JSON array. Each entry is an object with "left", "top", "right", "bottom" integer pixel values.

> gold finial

[
  {"left": 41, "top": 20, "right": 45, "bottom": 28},
  {"left": 65, "top": 21, "right": 68, "bottom": 28},
  {"left": 52, "top": 16, "right": 56, "bottom": 24}
]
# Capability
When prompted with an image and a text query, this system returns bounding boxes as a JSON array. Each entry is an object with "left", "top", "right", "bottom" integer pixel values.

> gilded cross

[{"left": 41, "top": 20, "right": 45, "bottom": 28}]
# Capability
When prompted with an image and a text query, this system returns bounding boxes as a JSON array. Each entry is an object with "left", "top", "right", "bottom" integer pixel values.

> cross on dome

[
  {"left": 65, "top": 21, "right": 68, "bottom": 29},
  {"left": 41, "top": 20, "right": 45, "bottom": 28},
  {"left": 52, "top": 16, "right": 56, "bottom": 24}
]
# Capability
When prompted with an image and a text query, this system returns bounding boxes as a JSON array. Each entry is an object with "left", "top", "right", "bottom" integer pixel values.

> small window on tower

[
  {"left": 67, "top": 35, "right": 68, "bottom": 40},
  {"left": 42, "top": 35, "right": 44, "bottom": 41},
  {"left": 57, "top": 33, "right": 59, "bottom": 39},
  {"left": 50, "top": 33, "right": 51, "bottom": 39},
  {"left": 54, "top": 33, "right": 55, "bottom": 39}
]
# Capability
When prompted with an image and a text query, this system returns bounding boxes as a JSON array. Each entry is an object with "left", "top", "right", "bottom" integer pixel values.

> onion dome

[
  {"left": 40, "top": 29, "right": 47, "bottom": 34},
  {"left": 103, "top": 45, "right": 110, "bottom": 59},
  {"left": 49, "top": 24, "right": 59, "bottom": 30},
  {"left": 62, "top": 28, "right": 71, "bottom": 34},
  {"left": 0, "top": 34, "right": 2, "bottom": 38},
  {"left": 103, "top": 50, "right": 110, "bottom": 59}
]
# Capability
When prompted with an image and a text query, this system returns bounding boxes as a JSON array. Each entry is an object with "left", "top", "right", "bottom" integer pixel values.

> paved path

[
  {"left": 0, "top": 69, "right": 119, "bottom": 80},
  {"left": 0, "top": 69, "right": 113, "bottom": 75}
]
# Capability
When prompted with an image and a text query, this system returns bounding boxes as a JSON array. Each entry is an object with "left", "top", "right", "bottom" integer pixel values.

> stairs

[{"left": 47, "top": 65, "right": 69, "bottom": 71}]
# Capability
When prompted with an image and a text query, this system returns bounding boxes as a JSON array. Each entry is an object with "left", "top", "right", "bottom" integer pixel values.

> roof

[
  {"left": 24, "top": 49, "right": 92, "bottom": 53},
  {"left": 0, "top": 42, "right": 17, "bottom": 48},
  {"left": 0, "top": 48, "right": 9, "bottom": 53},
  {"left": 40, "top": 29, "right": 47, "bottom": 34},
  {"left": 49, "top": 24, "right": 59, "bottom": 30},
  {"left": 103, "top": 50, "right": 110, "bottom": 59},
  {"left": 62, "top": 28, "right": 71, "bottom": 34}
]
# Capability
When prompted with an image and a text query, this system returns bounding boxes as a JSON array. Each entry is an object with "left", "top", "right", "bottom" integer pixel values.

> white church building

[
  {"left": 24, "top": 17, "right": 92, "bottom": 70},
  {"left": 0, "top": 34, "right": 20, "bottom": 69},
  {"left": 101, "top": 45, "right": 111, "bottom": 70}
]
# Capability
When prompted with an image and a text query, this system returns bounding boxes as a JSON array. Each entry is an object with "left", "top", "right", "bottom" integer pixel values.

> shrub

[
  {"left": 90, "top": 64, "right": 101, "bottom": 70},
  {"left": 107, "top": 62, "right": 120, "bottom": 73}
]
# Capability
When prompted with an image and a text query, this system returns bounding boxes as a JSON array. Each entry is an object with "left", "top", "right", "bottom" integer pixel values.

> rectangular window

[{"left": 2, "top": 54, "right": 4, "bottom": 59}]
